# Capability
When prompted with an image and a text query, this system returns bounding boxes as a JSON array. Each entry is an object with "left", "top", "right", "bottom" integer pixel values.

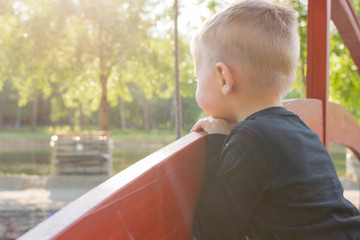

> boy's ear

[{"left": 215, "top": 62, "right": 233, "bottom": 95}]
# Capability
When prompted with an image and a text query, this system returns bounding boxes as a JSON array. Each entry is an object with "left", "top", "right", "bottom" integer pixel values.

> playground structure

[{"left": 19, "top": 0, "right": 360, "bottom": 239}]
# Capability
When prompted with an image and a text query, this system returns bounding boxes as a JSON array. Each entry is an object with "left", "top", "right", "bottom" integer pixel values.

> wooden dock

[{"left": 51, "top": 132, "right": 113, "bottom": 175}]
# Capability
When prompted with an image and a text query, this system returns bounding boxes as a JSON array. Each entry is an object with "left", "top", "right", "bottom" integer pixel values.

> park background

[
  {"left": 0, "top": 0, "right": 360, "bottom": 237},
  {"left": 0, "top": 0, "right": 359, "bottom": 176}
]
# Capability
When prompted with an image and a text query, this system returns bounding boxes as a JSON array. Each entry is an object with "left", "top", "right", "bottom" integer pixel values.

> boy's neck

[{"left": 235, "top": 93, "right": 282, "bottom": 122}]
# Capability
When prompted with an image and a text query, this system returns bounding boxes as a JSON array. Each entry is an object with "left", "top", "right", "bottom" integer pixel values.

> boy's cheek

[
  {"left": 195, "top": 90, "right": 206, "bottom": 112},
  {"left": 195, "top": 89, "right": 202, "bottom": 109},
  {"left": 196, "top": 91, "right": 215, "bottom": 117}
]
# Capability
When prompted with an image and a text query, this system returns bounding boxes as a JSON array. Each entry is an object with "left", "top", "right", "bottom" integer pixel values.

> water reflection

[
  {"left": 0, "top": 149, "right": 51, "bottom": 175},
  {"left": 0, "top": 147, "right": 158, "bottom": 176},
  {"left": 1, "top": 144, "right": 346, "bottom": 176}
]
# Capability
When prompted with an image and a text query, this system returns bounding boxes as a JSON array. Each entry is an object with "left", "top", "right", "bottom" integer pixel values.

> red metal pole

[{"left": 306, "top": 0, "right": 331, "bottom": 148}]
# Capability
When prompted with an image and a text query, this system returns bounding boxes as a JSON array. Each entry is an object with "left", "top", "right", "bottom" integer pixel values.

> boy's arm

[
  {"left": 192, "top": 128, "right": 272, "bottom": 240},
  {"left": 191, "top": 117, "right": 231, "bottom": 198},
  {"left": 200, "top": 134, "right": 228, "bottom": 195}
]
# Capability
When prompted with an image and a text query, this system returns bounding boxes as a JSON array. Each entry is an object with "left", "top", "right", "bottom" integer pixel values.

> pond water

[
  {"left": 0, "top": 144, "right": 347, "bottom": 177},
  {"left": 0, "top": 147, "right": 159, "bottom": 176},
  {"left": 0, "top": 149, "right": 51, "bottom": 175}
]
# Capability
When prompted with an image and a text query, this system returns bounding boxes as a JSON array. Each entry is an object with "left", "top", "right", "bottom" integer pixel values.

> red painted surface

[
  {"left": 327, "top": 102, "right": 360, "bottom": 160},
  {"left": 306, "top": 0, "right": 331, "bottom": 148},
  {"left": 19, "top": 132, "right": 207, "bottom": 240},
  {"left": 282, "top": 99, "right": 323, "bottom": 143},
  {"left": 331, "top": 0, "right": 360, "bottom": 75},
  {"left": 325, "top": 101, "right": 360, "bottom": 208}
]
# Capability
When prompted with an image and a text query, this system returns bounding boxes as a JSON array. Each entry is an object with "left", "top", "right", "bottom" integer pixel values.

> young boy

[{"left": 190, "top": 1, "right": 360, "bottom": 239}]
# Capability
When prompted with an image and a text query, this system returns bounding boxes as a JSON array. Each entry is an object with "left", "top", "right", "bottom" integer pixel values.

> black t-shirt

[{"left": 192, "top": 107, "right": 360, "bottom": 240}]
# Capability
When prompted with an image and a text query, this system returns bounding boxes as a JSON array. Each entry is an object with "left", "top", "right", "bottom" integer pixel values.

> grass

[
  {"left": 329, "top": 143, "right": 347, "bottom": 177},
  {"left": 0, "top": 127, "right": 52, "bottom": 141},
  {"left": 0, "top": 126, "right": 183, "bottom": 145},
  {"left": 110, "top": 128, "right": 176, "bottom": 145},
  {"left": 0, "top": 126, "right": 181, "bottom": 176}
]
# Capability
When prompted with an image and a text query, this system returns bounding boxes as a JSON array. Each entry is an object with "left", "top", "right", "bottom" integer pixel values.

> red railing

[{"left": 19, "top": 132, "right": 207, "bottom": 239}]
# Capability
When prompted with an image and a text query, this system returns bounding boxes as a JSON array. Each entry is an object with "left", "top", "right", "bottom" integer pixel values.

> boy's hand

[{"left": 191, "top": 117, "right": 232, "bottom": 135}]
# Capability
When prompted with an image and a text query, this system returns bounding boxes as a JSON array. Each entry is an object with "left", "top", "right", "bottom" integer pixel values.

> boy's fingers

[
  {"left": 192, "top": 117, "right": 232, "bottom": 134},
  {"left": 191, "top": 119, "right": 207, "bottom": 132},
  {"left": 191, "top": 122, "right": 203, "bottom": 132},
  {"left": 190, "top": 123, "right": 197, "bottom": 132},
  {"left": 190, "top": 125, "right": 196, "bottom": 132}
]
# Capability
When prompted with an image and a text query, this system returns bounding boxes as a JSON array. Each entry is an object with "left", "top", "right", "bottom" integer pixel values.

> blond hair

[{"left": 191, "top": 0, "right": 300, "bottom": 97}]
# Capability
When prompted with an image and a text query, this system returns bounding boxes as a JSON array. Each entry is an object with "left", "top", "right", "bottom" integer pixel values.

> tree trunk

[
  {"left": 31, "top": 91, "right": 38, "bottom": 132},
  {"left": 119, "top": 97, "right": 126, "bottom": 129},
  {"left": 0, "top": 93, "right": 3, "bottom": 129},
  {"left": 170, "top": 95, "right": 175, "bottom": 129},
  {"left": 174, "top": 0, "right": 182, "bottom": 139},
  {"left": 79, "top": 102, "right": 84, "bottom": 131},
  {"left": 68, "top": 108, "right": 74, "bottom": 132},
  {"left": 51, "top": 98, "right": 57, "bottom": 129},
  {"left": 143, "top": 96, "right": 149, "bottom": 131},
  {"left": 15, "top": 106, "right": 21, "bottom": 129},
  {"left": 98, "top": 22, "right": 109, "bottom": 132},
  {"left": 100, "top": 73, "right": 109, "bottom": 131}
]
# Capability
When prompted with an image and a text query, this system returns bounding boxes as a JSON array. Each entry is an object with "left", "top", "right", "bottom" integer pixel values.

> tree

[
  {"left": 329, "top": 30, "right": 360, "bottom": 120},
  {"left": 73, "top": 0, "right": 151, "bottom": 131},
  {"left": 6, "top": 0, "right": 67, "bottom": 131},
  {"left": 174, "top": 0, "right": 182, "bottom": 138},
  {"left": 0, "top": 1, "right": 17, "bottom": 128}
]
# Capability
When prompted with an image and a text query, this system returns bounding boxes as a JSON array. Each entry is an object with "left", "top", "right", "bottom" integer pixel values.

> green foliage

[
  {"left": 328, "top": 0, "right": 360, "bottom": 121},
  {"left": 0, "top": 14, "right": 17, "bottom": 91},
  {"left": 206, "top": 0, "right": 222, "bottom": 14},
  {"left": 284, "top": 0, "right": 360, "bottom": 123},
  {"left": 1, "top": 0, "right": 359, "bottom": 131},
  {"left": 329, "top": 31, "right": 360, "bottom": 120}
]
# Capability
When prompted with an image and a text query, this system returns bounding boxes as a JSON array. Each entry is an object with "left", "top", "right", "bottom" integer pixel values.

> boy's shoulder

[
  {"left": 228, "top": 106, "right": 321, "bottom": 156},
  {"left": 231, "top": 106, "right": 303, "bottom": 138}
]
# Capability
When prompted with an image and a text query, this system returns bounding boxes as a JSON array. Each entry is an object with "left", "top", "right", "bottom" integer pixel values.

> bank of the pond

[
  {"left": 0, "top": 130, "right": 176, "bottom": 176},
  {"left": 0, "top": 175, "right": 108, "bottom": 239},
  {"left": 0, "top": 146, "right": 163, "bottom": 176},
  {"left": 0, "top": 133, "right": 349, "bottom": 178},
  {"left": 0, "top": 134, "right": 175, "bottom": 149},
  {"left": 0, "top": 128, "right": 177, "bottom": 145}
]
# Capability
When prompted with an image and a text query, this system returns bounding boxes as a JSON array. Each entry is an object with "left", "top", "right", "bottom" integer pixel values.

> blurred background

[
  {"left": 0, "top": 0, "right": 359, "bottom": 238},
  {"left": 0, "top": 0, "right": 359, "bottom": 175}
]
